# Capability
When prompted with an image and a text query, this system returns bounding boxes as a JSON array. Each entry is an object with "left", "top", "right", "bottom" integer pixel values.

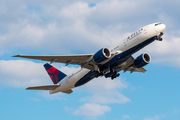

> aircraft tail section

[{"left": 44, "top": 63, "right": 67, "bottom": 84}]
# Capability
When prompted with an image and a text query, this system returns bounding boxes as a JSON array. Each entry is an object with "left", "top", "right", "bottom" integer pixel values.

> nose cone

[
  {"left": 156, "top": 23, "right": 166, "bottom": 33},
  {"left": 160, "top": 24, "right": 166, "bottom": 32}
]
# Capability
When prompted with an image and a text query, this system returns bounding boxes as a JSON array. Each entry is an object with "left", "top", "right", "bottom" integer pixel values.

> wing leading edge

[{"left": 13, "top": 54, "right": 147, "bottom": 73}]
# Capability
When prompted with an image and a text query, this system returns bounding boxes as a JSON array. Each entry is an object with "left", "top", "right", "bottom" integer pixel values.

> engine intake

[
  {"left": 134, "top": 53, "right": 151, "bottom": 68},
  {"left": 93, "top": 48, "right": 111, "bottom": 64}
]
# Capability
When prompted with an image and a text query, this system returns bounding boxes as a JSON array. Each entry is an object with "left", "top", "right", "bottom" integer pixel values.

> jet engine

[
  {"left": 93, "top": 48, "right": 111, "bottom": 64},
  {"left": 134, "top": 53, "right": 151, "bottom": 68}
]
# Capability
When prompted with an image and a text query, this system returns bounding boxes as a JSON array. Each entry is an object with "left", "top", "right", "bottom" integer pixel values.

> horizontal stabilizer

[
  {"left": 61, "top": 89, "right": 73, "bottom": 94},
  {"left": 26, "top": 84, "right": 60, "bottom": 90}
]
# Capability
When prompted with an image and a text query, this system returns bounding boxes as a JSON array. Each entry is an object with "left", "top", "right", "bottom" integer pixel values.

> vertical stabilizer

[{"left": 44, "top": 63, "right": 67, "bottom": 84}]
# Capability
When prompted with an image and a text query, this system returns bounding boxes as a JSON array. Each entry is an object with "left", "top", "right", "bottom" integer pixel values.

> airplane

[{"left": 13, "top": 23, "right": 166, "bottom": 94}]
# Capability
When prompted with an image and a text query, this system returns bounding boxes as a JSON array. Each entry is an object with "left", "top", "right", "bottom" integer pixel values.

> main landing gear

[
  {"left": 96, "top": 68, "right": 120, "bottom": 80},
  {"left": 111, "top": 72, "right": 120, "bottom": 80}
]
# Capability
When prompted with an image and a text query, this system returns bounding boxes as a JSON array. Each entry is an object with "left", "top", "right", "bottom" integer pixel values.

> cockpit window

[{"left": 155, "top": 23, "right": 161, "bottom": 26}]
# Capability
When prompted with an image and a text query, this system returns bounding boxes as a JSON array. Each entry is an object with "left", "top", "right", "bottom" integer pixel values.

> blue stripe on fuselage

[
  {"left": 103, "top": 36, "right": 157, "bottom": 68},
  {"left": 75, "top": 36, "right": 157, "bottom": 87},
  {"left": 75, "top": 70, "right": 98, "bottom": 87}
]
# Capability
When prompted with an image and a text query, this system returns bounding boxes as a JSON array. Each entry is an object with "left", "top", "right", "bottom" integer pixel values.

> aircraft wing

[
  {"left": 13, "top": 54, "right": 147, "bottom": 73},
  {"left": 13, "top": 54, "right": 94, "bottom": 70},
  {"left": 26, "top": 84, "right": 60, "bottom": 90},
  {"left": 125, "top": 66, "right": 147, "bottom": 73},
  {"left": 117, "top": 56, "right": 147, "bottom": 73}
]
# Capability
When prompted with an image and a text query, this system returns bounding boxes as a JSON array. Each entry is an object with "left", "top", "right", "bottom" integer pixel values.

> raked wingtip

[{"left": 12, "top": 55, "right": 21, "bottom": 57}]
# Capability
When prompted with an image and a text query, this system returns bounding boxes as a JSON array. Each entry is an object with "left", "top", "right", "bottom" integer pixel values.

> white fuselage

[{"left": 50, "top": 23, "right": 166, "bottom": 94}]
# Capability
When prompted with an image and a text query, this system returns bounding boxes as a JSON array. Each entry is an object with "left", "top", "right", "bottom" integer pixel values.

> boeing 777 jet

[{"left": 13, "top": 23, "right": 166, "bottom": 94}]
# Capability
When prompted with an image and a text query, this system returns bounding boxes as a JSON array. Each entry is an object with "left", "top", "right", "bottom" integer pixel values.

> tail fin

[{"left": 44, "top": 63, "right": 67, "bottom": 84}]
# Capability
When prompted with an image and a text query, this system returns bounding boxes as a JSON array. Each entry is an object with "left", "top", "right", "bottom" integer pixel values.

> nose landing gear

[{"left": 156, "top": 32, "right": 164, "bottom": 41}]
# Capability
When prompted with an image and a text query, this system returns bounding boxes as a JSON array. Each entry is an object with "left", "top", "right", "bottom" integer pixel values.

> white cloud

[
  {"left": 39, "top": 91, "right": 66, "bottom": 100},
  {"left": 0, "top": 60, "right": 47, "bottom": 87},
  {"left": 19, "top": 24, "right": 45, "bottom": 41},
  {"left": 143, "top": 115, "right": 160, "bottom": 120},
  {"left": 80, "top": 91, "right": 130, "bottom": 104},
  {"left": 83, "top": 77, "right": 128, "bottom": 91},
  {"left": 0, "top": 60, "right": 77, "bottom": 88},
  {"left": 0, "top": 0, "right": 163, "bottom": 55},
  {"left": 1, "top": 0, "right": 175, "bottom": 62},
  {"left": 2, "top": 0, "right": 178, "bottom": 60},
  {"left": 71, "top": 78, "right": 130, "bottom": 117},
  {"left": 78, "top": 77, "right": 131, "bottom": 104},
  {"left": 142, "top": 34, "right": 180, "bottom": 67},
  {"left": 68, "top": 77, "right": 130, "bottom": 117},
  {"left": 73, "top": 103, "right": 111, "bottom": 116},
  {"left": 1, "top": 0, "right": 180, "bottom": 118},
  {"left": 60, "top": 2, "right": 92, "bottom": 19},
  {"left": 144, "top": 35, "right": 180, "bottom": 55}
]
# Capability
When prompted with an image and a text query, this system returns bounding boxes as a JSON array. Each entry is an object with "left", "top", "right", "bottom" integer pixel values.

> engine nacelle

[
  {"left": 134, "top": 53, "right": 151, "bottom": 68},
  {"left": 93, "top": 48, "right": 111, "bottom": 64}
]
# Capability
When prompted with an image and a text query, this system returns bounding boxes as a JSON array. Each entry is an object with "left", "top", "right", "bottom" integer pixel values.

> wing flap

[
  {"left": 126, "top": 66, "right": 147, "bottom": 73},
  {"left": 133, "top": 67, "right": 147, "bottom": 73},
  {"left": 26, "top": 84, "right": 60, "bottom": 90}
]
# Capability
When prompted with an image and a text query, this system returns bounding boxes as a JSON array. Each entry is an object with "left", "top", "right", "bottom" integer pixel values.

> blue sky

[{"left": 1, "top": 0, "right": 180, "bottom": 120}]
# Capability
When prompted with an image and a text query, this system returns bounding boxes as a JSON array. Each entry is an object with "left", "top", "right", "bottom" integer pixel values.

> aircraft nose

[
  {"left": 156, "top": 24, "right": 166, "bottom": 33},
  {"left": 160, "top": 24, "right": 166, "bottom": 32}
]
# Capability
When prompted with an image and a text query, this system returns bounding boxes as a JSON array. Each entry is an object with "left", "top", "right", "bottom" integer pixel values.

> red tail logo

[{"left": 44, "top": 63, "right": 67, "bottom": 84}]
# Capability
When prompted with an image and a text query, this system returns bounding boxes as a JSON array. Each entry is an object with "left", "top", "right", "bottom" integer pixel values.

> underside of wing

[
  {"left": 26, "top": 84, "right": 60, "bottom": 90},
  {"left": 116, "top": 56, "right": 147, "bottom": 73},
  {"left": 13, "top": 54, "right": 147, "bottom": 73},
  {"left": 13, "top": 54, "right": 94, "bottom": 70},
  {"left": 125, "top": 66, "right": 147, "bottom": 73}
]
